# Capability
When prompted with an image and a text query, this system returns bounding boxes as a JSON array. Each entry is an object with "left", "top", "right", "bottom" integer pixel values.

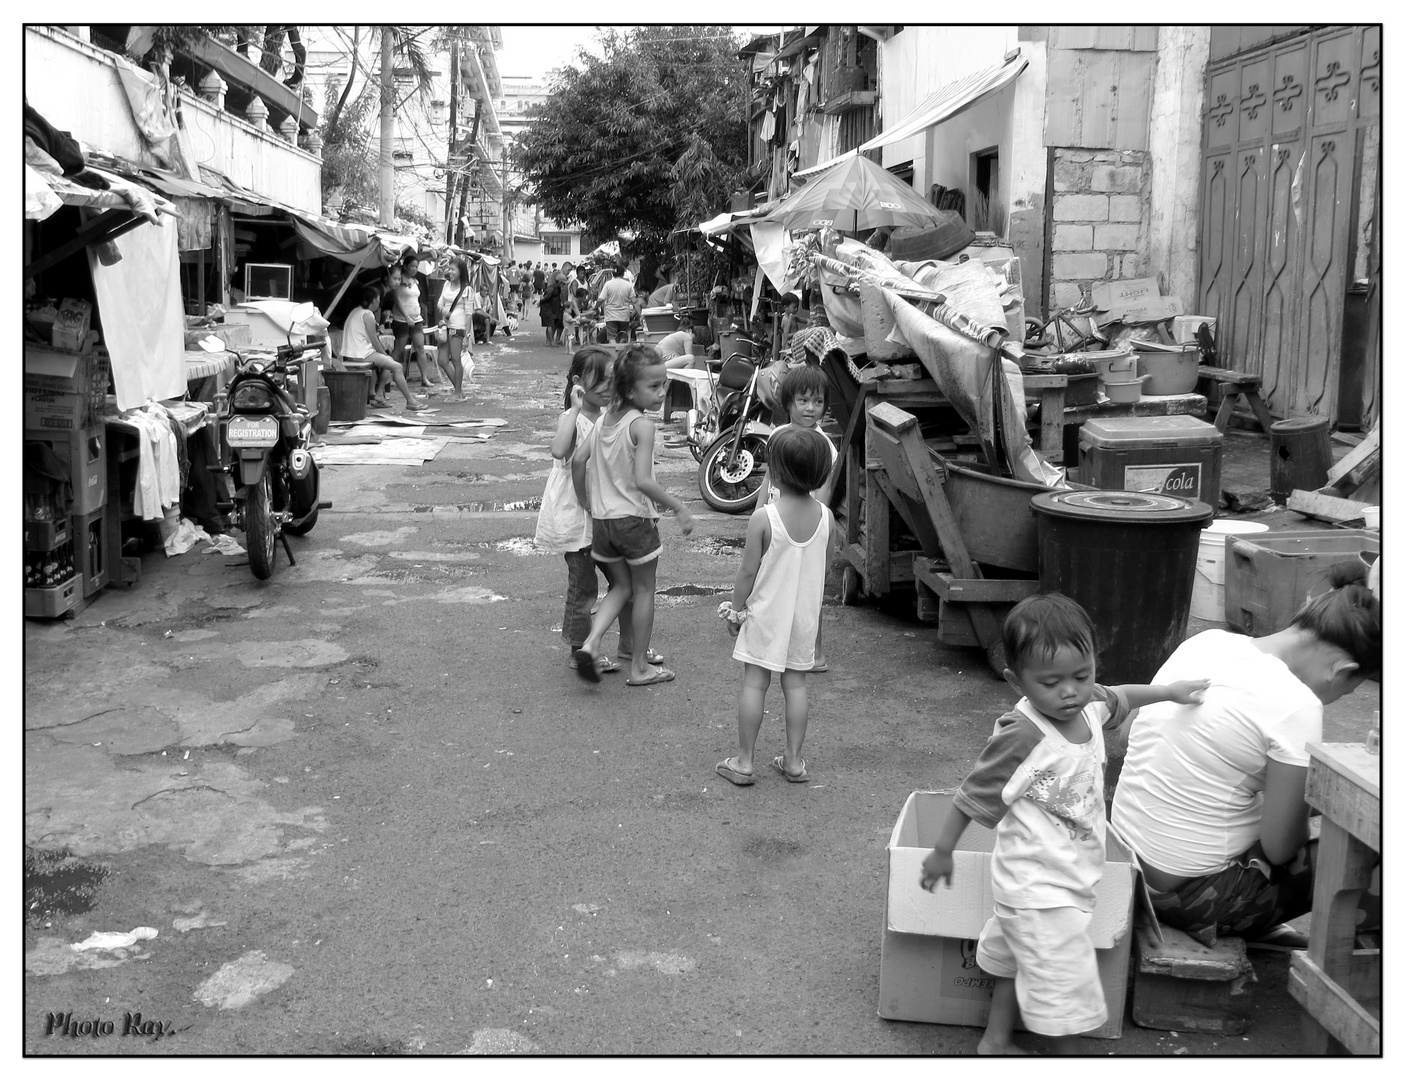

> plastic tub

[
  {"left": 1032, "top": 489, "right": 1213, "bottom": 683},
  {"left": 1102, "top": 376, "right": 1145, "bottom": 404},
  {"left": 1091, "top": 353, "right": 1137, "bottom": 381},
  {"left": 1223, "top": 529, "right": 1380, "bottom": 635},
  {"left": 1190, "top": 519, "right": 1270, "bottom": 622}
]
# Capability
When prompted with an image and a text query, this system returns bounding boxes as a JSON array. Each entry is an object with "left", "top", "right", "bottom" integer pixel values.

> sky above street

[{"left": 496, "top": 24, "right": 788, "bottom": 81}]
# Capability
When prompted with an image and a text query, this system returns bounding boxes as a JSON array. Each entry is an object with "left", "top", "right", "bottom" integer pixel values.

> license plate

[{"left": 226, "top": 416, "right": 279, "bottom": 447}]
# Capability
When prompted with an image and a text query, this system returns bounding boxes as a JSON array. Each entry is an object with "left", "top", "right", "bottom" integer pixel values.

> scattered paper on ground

[{"left": 311, "top": 437, "right": 451, "bottom": 466}]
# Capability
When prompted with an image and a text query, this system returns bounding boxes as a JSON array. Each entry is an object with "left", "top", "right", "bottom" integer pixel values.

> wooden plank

[
  {"left": 868, "top": 399, "right": 920, "bottom": 434},
  {"left": 1305, "top": 743, "right": 1380, "bottom": 849},
  {"left": 870, "top": 470, "right": 942, "bottom": 558},
  {"left": 1324, "top": 427, "right": 1380, "bottom": 489},
  {"left": 864, "top": 421, "right": 891, "bottom": 595},
  {"left": 913, "top": 562, "right": 1039, "bottom": 603},
  {"left": 1307, "top": 819, "right": 1376, "bottom": 990},
  {"left": 1288, "top": 953, "right": 1381, "bottom": 1055},
  {"left": 1286, "top": 489, "right": 1368, "bottom": 523}
]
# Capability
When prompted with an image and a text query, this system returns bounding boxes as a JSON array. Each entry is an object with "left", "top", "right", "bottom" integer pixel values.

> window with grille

[{"left": 542, "top": 234, "right": 572, "bottom": 255}]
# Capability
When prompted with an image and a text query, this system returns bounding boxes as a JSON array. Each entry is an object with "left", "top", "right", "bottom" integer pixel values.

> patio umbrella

[{"left": 766, "top": 154, "right": 947, "bottom": 233}]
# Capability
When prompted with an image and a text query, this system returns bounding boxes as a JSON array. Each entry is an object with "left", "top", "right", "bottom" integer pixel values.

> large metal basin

[{"left": 939, "top": 456, "right": 1085, "bottom": 573}]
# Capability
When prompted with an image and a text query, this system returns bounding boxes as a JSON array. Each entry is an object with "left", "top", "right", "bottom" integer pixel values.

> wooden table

[{"left": 1287, "top": 742, "right": 1381, "bottom": 1054}]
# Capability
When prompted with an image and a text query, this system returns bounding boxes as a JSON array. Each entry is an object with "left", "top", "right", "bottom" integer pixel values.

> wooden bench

[{"left": 1197, "top": 365, "right": 1275, "bottom": 434}]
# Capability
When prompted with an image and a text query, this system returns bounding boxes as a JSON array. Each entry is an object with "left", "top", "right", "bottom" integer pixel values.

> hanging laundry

[{"left": 759, "top": 108, "right": 776, "bottom": 143}]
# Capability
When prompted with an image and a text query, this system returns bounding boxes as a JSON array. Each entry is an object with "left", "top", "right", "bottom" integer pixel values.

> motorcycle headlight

[{"left": 231, "top": 383, "right": 276, "bottom": 411}]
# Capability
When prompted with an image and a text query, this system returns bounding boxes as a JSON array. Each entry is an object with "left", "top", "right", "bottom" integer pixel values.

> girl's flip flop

[
  {"left": 625, "top": 666, "right": 675, "bottom": 687},
  {"left": 572, "top": 648, "right": 601, "bottom": 684},
  {"left": 770, "top": 755, "right": 809, "bottom": 783},
  {"left": 618, "top": 648, "right": 666, "bottom": 665}
]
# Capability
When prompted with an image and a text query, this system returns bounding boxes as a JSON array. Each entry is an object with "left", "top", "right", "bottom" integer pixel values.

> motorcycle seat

[{"left": 717, "top": 357, "right": 755, "bottom": 391}]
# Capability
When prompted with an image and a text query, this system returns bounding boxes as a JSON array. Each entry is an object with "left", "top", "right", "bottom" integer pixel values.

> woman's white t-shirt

[
  {"left": 437, "top": 285, "right": 472, "bottom": 332},
  {"left": 341, "top": 308, "right": 378, "bottom": 360},
  {"left": 1111, "top": 629, "right": 1323, "bottom": 877}
]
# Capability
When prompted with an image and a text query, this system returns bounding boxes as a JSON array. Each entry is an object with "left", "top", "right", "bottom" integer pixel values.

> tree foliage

[{"left": 511, "top": 26, "right": 749, "bottom": 263}]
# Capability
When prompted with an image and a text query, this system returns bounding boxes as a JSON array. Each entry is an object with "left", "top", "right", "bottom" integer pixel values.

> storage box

[
  {"left": 641, "top": 307, "right": 680, "bottom": 334},
  {"left": 25, "top": 427, "right": 107, "bottom": 516},
  {"left": 51, "top": 297, "right": 92, "bottom": 352},
  {"left": 879, "top": 791, "right": 1136, "bottom": 1039},
  {"left": 25, "top": 347, "right": 110, "bottom": 431},
  {"left": 1132, "top": 924, "right": 1254, "bottom": 1034},
  {"left": 1223, "top": 529, "right": 1380, "bottom": 636},
  {"left": 1078, "top": 416, "right": 1223, "bottom": 505},
  {"left": 24, "top": 575, "right": 81, "bottom": 619}
]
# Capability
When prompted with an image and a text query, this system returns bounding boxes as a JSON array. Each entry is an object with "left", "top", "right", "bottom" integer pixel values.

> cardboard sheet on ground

[
  {"left": 329, "top": 415, "right": 506, "bottom": 429},
  {"left": 311, "top": 437, "right": 451, "bottom": 466}
]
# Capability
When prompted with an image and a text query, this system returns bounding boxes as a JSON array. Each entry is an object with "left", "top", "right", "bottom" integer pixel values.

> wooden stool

[
  {"left": 1133, "top": 921, "right": 1254, "bottom": 1034},
  {"left": 1197, "top": 366, "right": 1275, "bottom": 434}
]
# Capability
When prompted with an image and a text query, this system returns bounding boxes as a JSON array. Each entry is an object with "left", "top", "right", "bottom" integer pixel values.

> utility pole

[
  {"left": 379, "top": 28, "right": 394, "bottom": 227},
  {"left": 455, "top": 99, "right": 481, "bottom": 246},
  {"left": 443, "top": 35, "right": 459, "bottom": 244}
]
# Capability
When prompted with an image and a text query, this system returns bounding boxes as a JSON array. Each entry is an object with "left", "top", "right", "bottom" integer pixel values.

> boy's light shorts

[{"left": 975, "top": 902, "right": 1106, "bottom": 1037}]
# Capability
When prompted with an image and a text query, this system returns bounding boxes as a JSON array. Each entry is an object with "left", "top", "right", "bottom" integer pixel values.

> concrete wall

[
  {"left": 880, "top": 26, "right": 1019, "bottom": 185},
  {"left": 26, "top": 26, "right": 322, "bottom": 214},
  {"left": 1047, "top": 149, "right": 1152, "bottom": 309},
  {"left": 1147, "top": 26, "right": 1210, "bottom": 312}
]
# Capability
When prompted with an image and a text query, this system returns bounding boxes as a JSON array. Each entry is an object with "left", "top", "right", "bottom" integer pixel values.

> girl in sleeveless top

[
  {"left": 715, "top": 426, "right": 836, "bottom": 785},
  {"left": 534, "top": 348, "right": 647, "bottom": 672},
  {"left": 570, "top": 345, "right": 694, "bottom": 686}
]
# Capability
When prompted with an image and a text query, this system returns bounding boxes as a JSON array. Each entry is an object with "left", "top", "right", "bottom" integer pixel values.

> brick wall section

[{"left": 1048, "top": 148, "right": 1152, "bottom": 310}]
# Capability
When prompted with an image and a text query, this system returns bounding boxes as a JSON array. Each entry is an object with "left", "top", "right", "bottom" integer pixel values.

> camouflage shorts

[{"left": 1147, "top": 841, "right": 1314, "bottom": 947}]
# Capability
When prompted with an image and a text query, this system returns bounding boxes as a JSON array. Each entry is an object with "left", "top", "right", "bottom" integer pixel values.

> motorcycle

[
  {"left": 211, "top": 303, "right": 331, "bottom": 579},
  {"left": 695, "top": 349, "right": 777, "bottom": 514}
]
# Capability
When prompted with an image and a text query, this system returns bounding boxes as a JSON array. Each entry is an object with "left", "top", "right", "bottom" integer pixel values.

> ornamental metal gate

[{"left": 1198, "top": 25, "right": 1380, "bottom": 423}]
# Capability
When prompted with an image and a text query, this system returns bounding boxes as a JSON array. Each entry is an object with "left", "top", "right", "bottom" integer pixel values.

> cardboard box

[
  {"left": 24, "top": 347, "right": 110, "bottom": 431},
  {"left": 1092, "top": 278, "right": 1184, "bottom": 326},
  {"left": 880, "top": 791, "right": 1136, "bottom": 1039}
]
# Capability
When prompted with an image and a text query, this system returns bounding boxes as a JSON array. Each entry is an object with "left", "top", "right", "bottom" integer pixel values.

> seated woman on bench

[{"left": 339, "top": 284, "right": 427, "bottom": 411}]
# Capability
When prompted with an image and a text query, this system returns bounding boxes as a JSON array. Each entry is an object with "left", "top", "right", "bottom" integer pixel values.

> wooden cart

[{"left": 846, "top": 402, "right": 1041, "bottom": 674}]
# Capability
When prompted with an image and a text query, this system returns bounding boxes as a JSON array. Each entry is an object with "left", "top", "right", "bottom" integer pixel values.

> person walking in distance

[{"left": 599, "top": 264, "right": 635, "bottom": 343}]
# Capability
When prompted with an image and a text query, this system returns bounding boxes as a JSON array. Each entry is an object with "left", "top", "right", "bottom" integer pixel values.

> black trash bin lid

[{"left": 1031, "top": 489, "right": 1214, "bottom": 523}]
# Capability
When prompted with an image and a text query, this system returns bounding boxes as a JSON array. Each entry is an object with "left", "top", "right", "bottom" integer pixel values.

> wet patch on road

[
  {"left": 612, "top": 949, "right": 698, "bottom": 975},
  {"left": 493, "top": 537, "right": 538, "bottom": 556},
  {"left": 340, "top": 526, "right": 419, "bottom": 547},
  {"left": 193, "top": 950, "right": 294, "bottom": 1009},
  {"left": 25, "top": 847, "right": 108, "bottom": 925},
  {"left": 655, "top": 583, "right": 731, "bottom": 608},
  {"left": 685, "top": 536, "right": 747, "bottom": 558},
  {"left": 335, "top": 1037, "right": 415, "bottom": 1055},
  {"left": 386, "top": 549, "right": 484, "bottom": 562},
  {"left": 25, "top": 934, "right": 156, "bottom": 976},
  {"left": 742, "top": 836, "right": 805, "bottom": 860},
  {"left": 410, "top": 497, "right": 543, "bottom": 513},
  {"left": 463, "top": 1028, "right": 540, "bottom": 1054},
  {"left": 450, "top": 471, "right": 548, "bottom": 484}
]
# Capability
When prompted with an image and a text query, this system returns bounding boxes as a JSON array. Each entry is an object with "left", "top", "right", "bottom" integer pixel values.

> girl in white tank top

[{"left": 715, "top": 426, "right": 836, "bottom": 787}]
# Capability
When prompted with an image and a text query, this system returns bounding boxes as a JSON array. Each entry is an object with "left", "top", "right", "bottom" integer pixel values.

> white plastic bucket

[{"left": 1191, "top": 519, "right": 1271, "bottom": 621}]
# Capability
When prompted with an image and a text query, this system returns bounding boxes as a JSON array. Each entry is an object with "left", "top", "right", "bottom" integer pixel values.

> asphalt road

[{"left": 24, "top": 324, "right": 1377, "bottom": 1056}]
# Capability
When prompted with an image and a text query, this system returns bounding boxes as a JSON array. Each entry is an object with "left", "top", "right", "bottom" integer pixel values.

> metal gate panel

[
  {"left": 1227, "top": 147, "right": 1266, "bottom": 375},
  {"left": 1198, "top": 154, "right": 1234, "bottom": 331},
  {"left": 1258, "top": 145, "right": 1301, "bottom": 408},
  {"left": 1199, "top": 26, "right": 1374, "bottom": 423}
]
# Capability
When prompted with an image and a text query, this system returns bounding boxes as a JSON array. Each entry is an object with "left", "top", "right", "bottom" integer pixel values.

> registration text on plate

[{"left": 226, "top": 416, "right": 279, "bottom": 447}]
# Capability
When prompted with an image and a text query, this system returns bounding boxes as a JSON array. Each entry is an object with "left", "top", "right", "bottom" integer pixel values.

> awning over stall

[
  {"left": 286, "top": 214, "right": 418, "bottom": 268},
  {"left": 856, "top": 50, "right": 1028, "bottom": 154}
]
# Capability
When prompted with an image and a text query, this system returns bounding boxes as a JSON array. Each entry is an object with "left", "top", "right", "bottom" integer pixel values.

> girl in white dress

[{"left": 716, "top": 426, "right": 836, "bottom": 785}]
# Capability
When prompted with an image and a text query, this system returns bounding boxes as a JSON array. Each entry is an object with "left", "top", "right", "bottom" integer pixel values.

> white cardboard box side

[{"left": 885, "top": 791, "right": 1134, "bottom": 948}]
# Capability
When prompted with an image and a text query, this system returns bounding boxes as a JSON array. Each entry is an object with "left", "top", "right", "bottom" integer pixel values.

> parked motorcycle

[
  {"left": 684, "top": 335, "right": 757, "bottom": 462},
  {"left": 695, "top": 350, "right": 776, "bottom": 514},
  {"left": 212, "top": 304, "right": 331, "bottom": 579}
]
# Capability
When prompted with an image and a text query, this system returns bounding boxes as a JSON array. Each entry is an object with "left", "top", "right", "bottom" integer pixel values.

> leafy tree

[{"left": 511, "top": 26, "right": 749, "bottom": 265}]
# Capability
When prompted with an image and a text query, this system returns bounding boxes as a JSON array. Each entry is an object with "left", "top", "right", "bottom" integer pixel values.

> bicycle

[{"left": 1024, "top": 296, "right": 1108, "bottom": 353}]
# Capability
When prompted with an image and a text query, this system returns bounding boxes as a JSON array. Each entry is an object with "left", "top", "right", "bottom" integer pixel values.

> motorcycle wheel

[
  {"left": 698, "top": 431, "right": 769, "bottom": 514},
  {"left": 245, "top": 470, "right": 278, "bottom": 580},
  {"left": 283, "top": 458, "right": 320, "bottom": 536}
]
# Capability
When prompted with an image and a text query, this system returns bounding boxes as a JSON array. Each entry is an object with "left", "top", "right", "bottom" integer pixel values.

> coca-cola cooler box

[{"left": 1078, "top": 416, "right": 1223, "bottom": 506}]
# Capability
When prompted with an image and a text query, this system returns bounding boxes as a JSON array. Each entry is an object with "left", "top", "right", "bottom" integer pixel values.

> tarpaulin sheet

[
  {"left": 89, "top": 219, "right": 187, "bottom": 409},
  {"left": 881, "top": 288, "right": 1060, "bottom": 487},
  {"left": 289, "top": 214, "right": 417, "bottom": 267}
]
